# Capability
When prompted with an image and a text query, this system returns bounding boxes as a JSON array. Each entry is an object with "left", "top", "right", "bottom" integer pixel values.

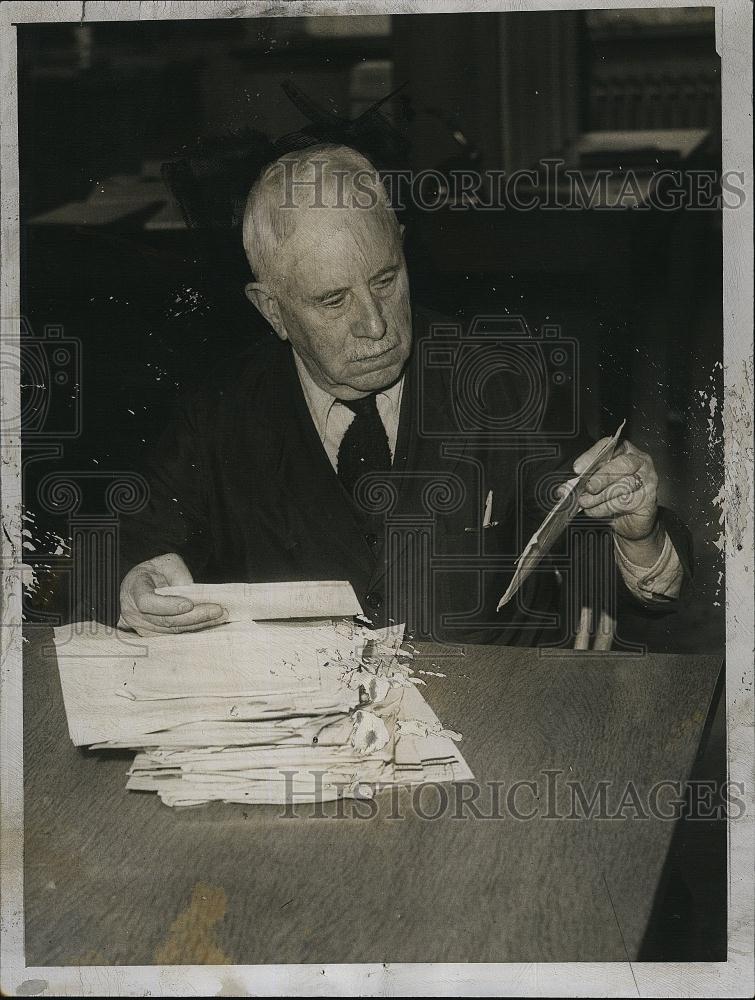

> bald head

[{"left": 242, "top": 143, "right": 399, "bottom": 287}]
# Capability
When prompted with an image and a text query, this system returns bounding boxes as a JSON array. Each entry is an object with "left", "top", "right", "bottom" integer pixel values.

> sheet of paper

[
  {"left": 155, "top": 580, "right": 363, "bottom": 621},
  {"left": 497, "top": 420, "right": 626, "bottom": 608}
]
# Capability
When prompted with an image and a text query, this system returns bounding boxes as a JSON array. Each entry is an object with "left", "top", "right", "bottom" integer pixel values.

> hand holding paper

[
  {"left": 498, "top": 421, "right": 626, "bottom": 609},
  {"left": 569, "top": 433, "right": 661, "bottom": 546},
  {"left": 119, "top": 553, "right": 227, "bottom": 635},
  {"left": 157, "top": 580, "right": 363, "bottom": 623},
  {"left": 120, "top": 556, "right": 363, "bottom": 636}
]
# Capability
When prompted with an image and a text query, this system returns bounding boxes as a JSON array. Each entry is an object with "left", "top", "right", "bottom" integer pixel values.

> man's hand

[
  {"left": 119, "top": 552, "right": 227, "bottom": 634},
  {"left": 567, "top": 439, "right": 664, "bottom": 566}
]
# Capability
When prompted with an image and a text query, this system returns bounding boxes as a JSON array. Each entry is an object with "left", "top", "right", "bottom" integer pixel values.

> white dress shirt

[
  {"left": 293, "top": 350, "right": 683, "bottom": 603},
  {"left": 293, "top": 351, "right": 404, "bottom": 467}
]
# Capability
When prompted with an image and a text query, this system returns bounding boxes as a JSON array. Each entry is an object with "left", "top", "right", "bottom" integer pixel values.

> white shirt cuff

[{"left": 614, "top": 529, "right": 684, "bottom": 602}]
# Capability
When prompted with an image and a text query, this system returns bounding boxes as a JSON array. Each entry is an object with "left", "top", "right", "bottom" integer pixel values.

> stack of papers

[{"left": 53, "top": 584, "right": 472, "bottom": 807}]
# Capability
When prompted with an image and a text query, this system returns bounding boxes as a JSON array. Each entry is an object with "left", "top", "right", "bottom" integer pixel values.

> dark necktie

[{"left": 336, "top": 394, "right": 392, "bottom": 496}]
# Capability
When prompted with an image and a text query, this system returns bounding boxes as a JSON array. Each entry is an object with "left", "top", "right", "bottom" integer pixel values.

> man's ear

[
  {"left": 244, "top": 281, "right": 288, "bottom": 341},
  {"left": 399, "top": 223, "right": 405, "bottom": 241}
]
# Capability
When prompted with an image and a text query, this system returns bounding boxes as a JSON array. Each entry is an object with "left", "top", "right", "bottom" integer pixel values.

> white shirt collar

[{"left": 292, "top": 349, "right": 404, "bottom": 442}]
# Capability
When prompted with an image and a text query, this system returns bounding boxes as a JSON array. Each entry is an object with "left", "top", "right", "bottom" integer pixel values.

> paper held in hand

[
  {"left": 497, "top": 420, "right": 626, "bottom": 609},
  {"left": 156, "top": 579, "right": 363, "bottom": 621}
]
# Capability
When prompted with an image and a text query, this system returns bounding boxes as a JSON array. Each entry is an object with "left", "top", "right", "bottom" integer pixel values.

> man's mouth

[{"left": 352, "top": 343, "right": 399, "bottom": 367}]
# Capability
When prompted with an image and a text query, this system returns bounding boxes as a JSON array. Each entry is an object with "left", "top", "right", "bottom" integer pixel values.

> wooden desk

[{"left": 23, "top": 629, "right": 721, "bottom": 965}]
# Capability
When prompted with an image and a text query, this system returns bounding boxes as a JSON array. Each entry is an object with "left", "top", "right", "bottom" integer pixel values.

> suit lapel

[
  {"left": 371, "top": 310, "right": 475, "bottom": 584},
  {"left": 269, "top": 343, "right": 376, "bottom": 580}
]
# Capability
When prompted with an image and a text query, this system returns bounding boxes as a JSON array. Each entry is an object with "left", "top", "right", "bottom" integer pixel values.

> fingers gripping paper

[
  {"left": 156, "top": 580, "right": 363, "bottom": 622},
  {"left": 498, "top": 421, "right": 626, "bottom": 609},
  {"left": 54, "top": 601, "right": 473, "bottom": 807}
]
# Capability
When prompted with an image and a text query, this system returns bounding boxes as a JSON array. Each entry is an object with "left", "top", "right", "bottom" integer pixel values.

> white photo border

[{"left": 1, "top": 1, "right": 752, "bottom": 996}]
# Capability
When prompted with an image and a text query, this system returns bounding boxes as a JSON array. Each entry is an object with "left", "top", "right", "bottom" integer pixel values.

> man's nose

[{"left": 353, "top": 290, "right": 387, "bottom": 340}]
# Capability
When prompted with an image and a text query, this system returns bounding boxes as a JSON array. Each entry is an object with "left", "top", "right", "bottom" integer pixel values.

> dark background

[{"left": 17, "top": 8, "right": 725, "bottom": 962}]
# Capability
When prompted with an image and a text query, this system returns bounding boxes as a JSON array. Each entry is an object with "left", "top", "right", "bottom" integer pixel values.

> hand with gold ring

[{"left": 571, "top": 438, "right": 660, "bottom": 544}]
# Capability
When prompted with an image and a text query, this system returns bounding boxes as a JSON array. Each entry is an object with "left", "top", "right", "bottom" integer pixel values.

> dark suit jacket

[{"left": 120, "top": 305, "right": 693, "bottom": 647}]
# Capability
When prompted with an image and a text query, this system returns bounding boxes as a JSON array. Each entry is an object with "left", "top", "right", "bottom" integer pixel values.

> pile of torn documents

[{"left": 54, "top": 582, "right": 472, "bottom": 807}]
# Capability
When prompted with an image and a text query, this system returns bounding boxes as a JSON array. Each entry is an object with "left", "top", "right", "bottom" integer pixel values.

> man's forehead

[
  {"left": 286, "top": 201, "right": 394, "bottom": 240},
  {"left": 279, "top": 206, "right": 399, "bottom": 286}
]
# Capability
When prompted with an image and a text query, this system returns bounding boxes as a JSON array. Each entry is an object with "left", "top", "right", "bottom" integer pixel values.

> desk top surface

[{"left": 23, "top": 630, "right": 721, "bottom": 965}]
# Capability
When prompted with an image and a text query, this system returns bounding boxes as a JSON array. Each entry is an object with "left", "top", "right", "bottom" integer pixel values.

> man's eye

[
  {"left": 322, "top": 295, "right": 346, "bottom": 309},
  {"left": 373, "top": 272, "right": 397, "bottom": 290}
]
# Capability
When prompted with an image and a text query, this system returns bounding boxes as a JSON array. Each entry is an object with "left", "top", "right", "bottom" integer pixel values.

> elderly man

[{"left": 119, "top": 144, "right": 689, "bottom": 644}]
